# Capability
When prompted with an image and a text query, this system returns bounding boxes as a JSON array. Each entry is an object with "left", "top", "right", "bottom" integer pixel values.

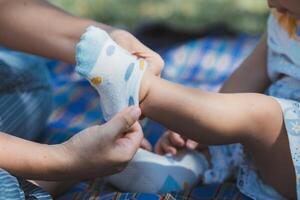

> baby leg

[
  {"left": 106, "top": 148, "right": 208, "bottom": 193},
  {"left": 140, "top": 74, "right": 295, "bottom": 198},
  {"left": 75, "top": 27, "right": 295, "bottom": 198}
]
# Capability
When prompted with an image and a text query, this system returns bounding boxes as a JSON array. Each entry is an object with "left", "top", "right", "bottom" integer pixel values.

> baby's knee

[{"left": 244, "top": 95, "right": 283, "bottom": 146}]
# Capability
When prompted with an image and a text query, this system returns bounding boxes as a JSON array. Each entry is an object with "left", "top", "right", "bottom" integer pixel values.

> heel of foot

[{"left": 75, "top": 26, "right": 109, "bottom": 77}]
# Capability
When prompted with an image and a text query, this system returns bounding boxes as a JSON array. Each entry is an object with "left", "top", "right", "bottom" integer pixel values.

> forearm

[
  {"left": 0, "top": 0, "right": 113, "bottom": 64},
  {"left": 0, "top": 132, "right": 69, "bottom": 180}
]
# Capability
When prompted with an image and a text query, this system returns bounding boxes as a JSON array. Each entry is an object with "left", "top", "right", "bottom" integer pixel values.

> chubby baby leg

[
  {"left": 141, "top": 76, "right": 296, "bottom": 198},
  {"left": 75, "top": 27, "right": 295, "bottom": 198},
  {"left": 106, "top": 148, "right": 208, "bottom": 193}
]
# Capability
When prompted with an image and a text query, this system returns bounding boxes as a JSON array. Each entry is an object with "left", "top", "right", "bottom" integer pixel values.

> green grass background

[{"left": 50, "top": 0, "right": 270, "bottom": 34}]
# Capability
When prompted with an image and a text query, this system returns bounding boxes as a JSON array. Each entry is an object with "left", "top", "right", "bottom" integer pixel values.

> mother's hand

[
  {"left": 109, "top": 29, "right": 164, "bottom": 76},
  {"left": 59, "top": 106, "right": 143, "bottom": 179}
]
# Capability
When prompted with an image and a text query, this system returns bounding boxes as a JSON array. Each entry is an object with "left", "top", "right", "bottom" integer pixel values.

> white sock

[
  {"left": 105, "top": 148, "right": 209, "bottom": 193},
  {"left": 76, "top": 27, "right": 209, "bottom": 193},
  {"left": 75, "top": 26, "right": 147, "bottom": 121}
]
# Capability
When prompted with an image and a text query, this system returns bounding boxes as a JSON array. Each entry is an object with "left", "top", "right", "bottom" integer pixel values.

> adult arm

[
  {"left": 0, "top": 107, "right": 143, "bottom": 181},
  {"left": 0, "top": 0, "right": 163, "bottom": 73}
]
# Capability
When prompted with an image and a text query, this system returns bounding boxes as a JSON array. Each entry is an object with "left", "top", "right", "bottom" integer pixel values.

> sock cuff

[{"left": 75, "top": 26, "right": 109, "bottom": 77}]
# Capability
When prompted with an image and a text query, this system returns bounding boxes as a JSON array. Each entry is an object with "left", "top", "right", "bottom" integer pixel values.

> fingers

[
  {"left": 166, "top": 131, "right": 198, "bottom": 150},
  {"left": 155, "top": 140, "right": 176, "bottom": 155},
  {"left": 140, "top": 138, "right": 152, "bottom": 151},
  {"left": 132, "top": 51, "right": 149, "bottom": 58},
  {"left": 168, "top": 132, "right": 185, "bottom": 148},
  {"left": 121, "top": 122, "right": 144, "bottom": 147},
  {"left": 154, "top": 143, "right": 163, "bottom": 155},
  {"left": 115, "top": 122, "right": 144, "bottom": 157},
  {"left": 132, "top": 51, "right": 164, "bottom": 76},
  {"left": 104, "top": 106, "right": 141, "bottom": 138},
  {"left": 154, "top": 131, "right": 199, "bottom": 155},
  {"left": 154, "top": 134, "right": 166, "bottom": 155},
  {"left": 144, "top": 49, "right": 164, "bottom": 76},
  {"left": 147, "top": 54, "right": 164, "bottom": 76},
  {"left": 160, "top": 139, "right": 177, "bottom": 155},
  {"left": 155, "top": 132, "right": 178, "bottom": 155},
  {"left": 186, "top": 139, "right": 199, "bottom": 150},
  {"left": 111, "top": 29, "right": 163, "bottom": 76}
]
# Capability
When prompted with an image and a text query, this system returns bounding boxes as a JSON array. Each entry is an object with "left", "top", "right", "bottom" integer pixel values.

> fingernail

[
  {"left": 130, "top": 106, "right": 141, "bottom": 119},
  {"left": 186, "top": 141, "right": 197, "bottom": 149}
]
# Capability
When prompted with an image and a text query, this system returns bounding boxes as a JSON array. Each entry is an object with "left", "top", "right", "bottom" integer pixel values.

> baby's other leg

[
  {"left": 106, "top": 148, "right": 209, "bottom": 193},
  {"left": 140, "top": 73, "right": 296, "bottom": 198}
]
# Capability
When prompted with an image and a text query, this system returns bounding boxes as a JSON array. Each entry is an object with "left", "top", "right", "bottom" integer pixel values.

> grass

[{"left": 51, "top": 0, "right": 270, "bottom": 34}]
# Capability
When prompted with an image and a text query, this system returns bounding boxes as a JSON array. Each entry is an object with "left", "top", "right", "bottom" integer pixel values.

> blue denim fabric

[
  {"left": 0, "top": 48, "right": 52, "bottom": 140},
  {"left": 0, "top": 48, "right": 52, "bottom": 199}
]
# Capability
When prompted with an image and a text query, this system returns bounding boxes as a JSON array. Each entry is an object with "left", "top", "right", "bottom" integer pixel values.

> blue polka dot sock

[
  {"left": 75, "top": 26, "right": 147, "bottom": 121},
  {"left": 106, "top": 148, "right": 209, "bottom": 193}
]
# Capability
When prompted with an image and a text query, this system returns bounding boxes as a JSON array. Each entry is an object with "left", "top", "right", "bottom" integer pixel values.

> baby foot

[
  {"left": 105, "top": 148, "right": 209, "bottom": 193},
  {"left": 75, "top": 26, "right": 147, "bottom": 120}
]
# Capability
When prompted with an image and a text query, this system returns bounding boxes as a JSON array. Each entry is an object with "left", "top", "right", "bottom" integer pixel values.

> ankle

[{"left": 139, "top": 70, "right": 154, "bottom": 104}]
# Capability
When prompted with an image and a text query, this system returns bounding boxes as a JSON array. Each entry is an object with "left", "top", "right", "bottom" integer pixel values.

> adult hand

[
  {"left": 60, "top": 106, "right": 143, "bottom": 179},
  {"left": 140, "top": 138, "right": 153, "bottom": 151},
  {"left": 109, "top": 29, "right": 164, "bottom": 76}
]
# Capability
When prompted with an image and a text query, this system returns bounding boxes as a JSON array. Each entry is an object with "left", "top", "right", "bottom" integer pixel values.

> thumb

[{"left": 103, "top": 106, "right": 141, "bottom": 138}]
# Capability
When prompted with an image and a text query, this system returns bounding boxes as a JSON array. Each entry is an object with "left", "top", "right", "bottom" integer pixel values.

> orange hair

[{"left": 272, "top": 9, "right": 298, "bottom": 39}]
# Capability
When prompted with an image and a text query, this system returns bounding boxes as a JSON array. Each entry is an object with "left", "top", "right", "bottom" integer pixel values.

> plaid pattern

[
  {"left": 58, "top": 180, "right": 251, "bottom": 200},
  {"left": 40, "top": 35, "right": 258, "bottom": 199},
  {"left": 161, "top": 35, "right": 257, "bottom": 90}
]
